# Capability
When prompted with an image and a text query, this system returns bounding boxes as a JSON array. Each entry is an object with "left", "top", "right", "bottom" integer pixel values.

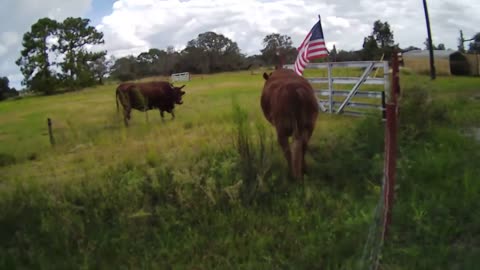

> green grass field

[{"left": 0, "top": 69, "right": 479, "bottom": 269}]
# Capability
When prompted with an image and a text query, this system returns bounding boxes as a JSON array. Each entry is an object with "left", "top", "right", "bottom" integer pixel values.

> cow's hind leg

[
  {"left": 123, "top": 108, "right": 131, "bottom": 127},
  {"left": 159, "top": 110, "right": 165, "bottom": 122},
  {"left": 291, "top": 134, "right": 304, "bottom": 182},
  {"left": 301, "top": 127, "right": 314, "bottom": 174},
  {"left": 276, "top": 127, "right": 293, "bottom": 180},
  {"left": 170, "top": 109, "right": 175, "bottom": 119}
]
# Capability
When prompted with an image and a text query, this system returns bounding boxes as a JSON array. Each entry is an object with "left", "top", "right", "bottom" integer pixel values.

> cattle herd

[{"left": 115, "top": 67, "right": 319, "bottom": 181}]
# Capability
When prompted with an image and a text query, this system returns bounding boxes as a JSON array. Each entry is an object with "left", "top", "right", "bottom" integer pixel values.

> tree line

[
  {"left": 5, "top": 16, "right": 480, "bottom": 98},
  {"left": 109, "top": 32, "right": 298, "bottom": 82}
]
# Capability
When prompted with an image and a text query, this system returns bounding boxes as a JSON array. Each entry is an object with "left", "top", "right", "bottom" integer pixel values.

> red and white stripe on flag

[{"left": 294, "top": 20, "right": 329, "bottom": 76}]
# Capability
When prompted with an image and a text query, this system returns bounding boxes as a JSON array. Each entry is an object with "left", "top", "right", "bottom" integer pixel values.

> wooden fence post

[{"left": 47, "top": 118, "right": 55, "bottom": 146}]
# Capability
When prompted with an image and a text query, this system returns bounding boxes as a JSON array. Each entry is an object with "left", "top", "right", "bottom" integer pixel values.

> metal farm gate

[
  {"left": 285, "top": 61, "right": 390, "bottom": 119},
  {"left": 170, "top": 72, "right": 191, "bottom": 82}
]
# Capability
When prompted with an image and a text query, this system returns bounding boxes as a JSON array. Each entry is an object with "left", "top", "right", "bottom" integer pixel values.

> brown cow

[
  {"left": 116, "top": 81, "right": 186, "bottom": 126},
  {"left": 261, "top": 68, "right": 319, "bottom": 181}
]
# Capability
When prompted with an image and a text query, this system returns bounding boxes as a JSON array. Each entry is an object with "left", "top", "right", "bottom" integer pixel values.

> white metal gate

[
  {"left": 284, "top": 61, "right": 390, "bottom": 119},
  {"left": 170, "top": 72, "right": 191, "bottom": 82}
]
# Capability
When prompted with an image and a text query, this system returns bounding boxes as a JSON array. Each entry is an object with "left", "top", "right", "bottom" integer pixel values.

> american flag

[{"left": 294, "top": 19, "right": 329, "bottom": 76}]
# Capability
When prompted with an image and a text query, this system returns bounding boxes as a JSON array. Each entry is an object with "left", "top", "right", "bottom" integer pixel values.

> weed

[{"left": 0, "top": 153, "right": 15, "bottom": 167}]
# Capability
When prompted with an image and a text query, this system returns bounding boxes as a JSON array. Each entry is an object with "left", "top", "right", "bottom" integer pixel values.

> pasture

[{"left": 1, "top": 69, "right": 480, "bottom": 269}]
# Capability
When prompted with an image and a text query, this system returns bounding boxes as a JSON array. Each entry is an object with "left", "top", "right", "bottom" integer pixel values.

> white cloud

[
  {"left": 0, "top": 32, "right": 20, "bottom": 48},
  {"left": 0, "top": 45, "right": 7, "bottom": 57},
  {"left": 326, "top": 16, "right": 350, "bottom": 28},
  {"left": 98, "top": 0, "right": 335, "bottom": 56},
  {"left": 99, "top": 0, "right": 480, "bottom": 60}
]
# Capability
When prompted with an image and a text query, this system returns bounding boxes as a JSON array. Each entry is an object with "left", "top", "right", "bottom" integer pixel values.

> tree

[
  {"left": 458, "top": 30, "right": 466, "bottom": 53},
  {"left": 185, "top": 32, "right": 244, "bottom": 73},
  {"left": 165, "top": 46, "right": 180, "bottom": 75},
  {"left": 88, "top": 55, "right": 112, "bottom": 84},
  {"left": 468, "top": 33, "right": 480, "bottom": 53},
  {"left": 362, "top": 35, "right": 380, "bottom": 60},
  {"left": 372, "top": 20, "right": 394, "bottom": 48},
  {"left": 0, "top": 77, "right": 10, "bottom": 101},
  {"left": 437, "top": 43, "right": 446, "bottom": 50},
  {"left": 111, "top": 56, "right": 138, "bottom": 81},
  {"left": 57, "top": 17, "right": 106, "bottom": 88},
  {"left": 362, "top": 20, "right": 396, "bottom": 61},
  {"left": 424, "top": 38, "right": 437, "bottom": 50},
  {"left": 16, "top": 17, "right": 107, "bottom": 94},
  {"left": 260, "top": 33, "right": 297, "bottom": 66},
  {"left": 178, "top": 46, "right": 210, "bottom": 73},
  {"left": 329, "top": 45, "right": 338, "bottom": 62},
  {"left": 136, "top": 48, "right": 169, "bottom": 76},
  {"left": 335, "top": 50, "right": 362, "bottom": 62},
  {"left": 0, "top": 77, "right": 19, "bottom": 101},
  {"left": 402, "top": 46, "right": 421, "bottom": 52},
  {"left": 16, "top": 18, "right": 59, "bottom": 94}
]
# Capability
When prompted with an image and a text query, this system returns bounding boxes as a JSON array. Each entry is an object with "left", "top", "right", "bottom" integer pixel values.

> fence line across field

[{"left": 284, "top": 61, "right": 390, "bottom": 119}]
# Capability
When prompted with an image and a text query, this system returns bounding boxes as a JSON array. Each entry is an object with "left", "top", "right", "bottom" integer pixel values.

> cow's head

[
  {"left": 172, "top": 84, "right": 186, "bottom": 104},
  {"left": 263, "top": 72, "right": 272, "bottom": 81}
]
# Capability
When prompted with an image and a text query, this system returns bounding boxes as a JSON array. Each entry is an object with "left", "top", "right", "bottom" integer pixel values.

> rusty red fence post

[
  {"left": 383, "top": 104, "right": 398, "bottom": 236},
  {"left": 381, "top": 51, "right": 400, "bottom": 239},
  {"left": 391, "top": 52, "right": 400, "bottom": 104}
]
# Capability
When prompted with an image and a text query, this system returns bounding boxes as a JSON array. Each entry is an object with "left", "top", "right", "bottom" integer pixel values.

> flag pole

[{"left": 318, "top": 14, "right": 330, "bottom": 55}]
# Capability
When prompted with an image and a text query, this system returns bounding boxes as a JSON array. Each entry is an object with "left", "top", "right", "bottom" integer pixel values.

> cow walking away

[
  {"left": 261, "top": 68, "right": 319, "bottom": 181},
  {"left": 116, "top": 81, "right": 186, "bottom": 126}
]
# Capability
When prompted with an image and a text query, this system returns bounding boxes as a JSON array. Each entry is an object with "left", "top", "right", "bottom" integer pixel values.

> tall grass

[
  {"left": 0, "top": 100, "right": 388, "bottom": 269},
  {"left": 0, "top": 71, "right": 479, "bottom": 269},
  {"left": 381, "top": 83, "right": 480, "bottom": 269},
  {"left": 231, "top": 100, "right": 278, "bottom": 203}
]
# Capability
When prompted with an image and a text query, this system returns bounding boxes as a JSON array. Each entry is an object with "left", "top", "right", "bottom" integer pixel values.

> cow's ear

[
  {"left": 179, "top": 85, "right": 185, "bottom": 89},
  {"left": 263, "top": 72, "right": 269, "bottom": 80}
]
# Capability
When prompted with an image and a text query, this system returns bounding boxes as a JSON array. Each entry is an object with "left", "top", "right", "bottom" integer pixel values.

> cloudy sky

[{"left": 1, "top": 0, "right": 479, "bottom": 88}]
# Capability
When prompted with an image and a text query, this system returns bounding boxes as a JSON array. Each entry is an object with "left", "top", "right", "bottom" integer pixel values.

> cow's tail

[{"left": 115, "top": 87, "right": 120, "bottom": 114}]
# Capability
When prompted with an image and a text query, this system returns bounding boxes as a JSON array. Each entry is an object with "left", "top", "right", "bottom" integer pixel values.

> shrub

[
  {"left": 0, "top": 153, "right": 16, "bottom": 167},
  {"left": 399, "top": 85, "right": 448, "bottom": 142}
]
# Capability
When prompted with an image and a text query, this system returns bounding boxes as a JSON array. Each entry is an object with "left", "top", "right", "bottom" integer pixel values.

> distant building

[{"left": 402, "top": 50, "right": 479, "bottom": 76}]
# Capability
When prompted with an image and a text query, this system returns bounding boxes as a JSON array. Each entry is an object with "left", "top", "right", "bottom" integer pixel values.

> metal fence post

[
  {"left": 382, "top": 103, "right": 398, "bottom": 238},
  {"left": 383, "top": 61, "right": 390, "bottom": 102},
  {"left": 381, "top": 51, "right": 400, "bottom": 240},
  {"left": 328, "top": 63, "right": 333, "bottom": 113}
]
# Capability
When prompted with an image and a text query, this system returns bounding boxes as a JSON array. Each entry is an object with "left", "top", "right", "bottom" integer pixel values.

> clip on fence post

[{"left": 47, "top": 118, "right": 55, "bottom": 146}]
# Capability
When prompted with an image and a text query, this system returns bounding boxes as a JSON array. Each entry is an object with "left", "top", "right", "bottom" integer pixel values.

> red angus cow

[
  {"left": 116, "top": 81, "right": 185, "bottom": 126},
  {"left": 261, "top": 68, "right": 319, "bottom": 181}
]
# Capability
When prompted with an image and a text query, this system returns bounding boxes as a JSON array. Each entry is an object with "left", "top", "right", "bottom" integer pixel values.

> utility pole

[{"left": 423, "top": 0, "right": 436, "bottom": 80}]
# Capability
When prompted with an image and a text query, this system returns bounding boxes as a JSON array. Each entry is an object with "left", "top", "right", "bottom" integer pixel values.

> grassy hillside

[{"left": 0, "top": 69, "right": 479, "bottom": 269}]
